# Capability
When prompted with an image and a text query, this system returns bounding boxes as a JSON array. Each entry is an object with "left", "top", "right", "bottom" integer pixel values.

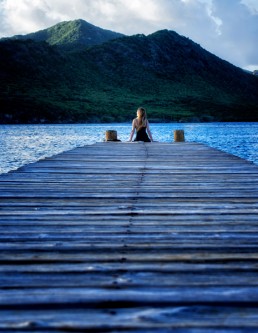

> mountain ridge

[
  {"left": 0, "top": 19, "right": 258, "bottom": 124},
  {"left": 4, "top": 19, "right": 125, "bottom": 50}
]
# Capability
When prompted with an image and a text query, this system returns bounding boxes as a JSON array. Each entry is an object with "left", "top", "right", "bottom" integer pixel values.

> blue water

[{"left": 0, "top": 122, "right": 258, "bottom": 174}]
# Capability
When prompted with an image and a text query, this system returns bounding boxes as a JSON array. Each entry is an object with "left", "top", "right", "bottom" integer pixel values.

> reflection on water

[{"left": 0, "top": 123, "right": 258, "bottom": 174}]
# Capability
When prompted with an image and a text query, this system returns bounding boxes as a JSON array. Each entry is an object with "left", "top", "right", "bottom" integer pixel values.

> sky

[{"left": 0, "top": 0, "right": 257, "bottom": 71}]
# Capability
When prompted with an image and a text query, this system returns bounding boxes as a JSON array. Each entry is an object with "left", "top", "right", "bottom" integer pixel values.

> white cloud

[
  {"left": 0, "top": 0, "right": 223, "bottom": 36},
  {"left": 178, "top": 0, "right": 223, "bottom": 35},
  {"left": 0, "top": 0, "right": 257, "bottom": 70},
  {"left": 1, "top": 0, "right": 66, "bottom": 35},
  {"left": 0, "top": 0, "right": 165, "bottom": 36},
  {"left": 204, "top": 1, "right": 223, "bottom": 35},
  {"left": 241, "top": 0, "right": 258, "bottom": 15},
  {"left": 244, "top": 64, "right": 258, "bottom": 72}
]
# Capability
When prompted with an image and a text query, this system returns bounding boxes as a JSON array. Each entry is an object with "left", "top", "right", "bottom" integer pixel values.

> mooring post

[
  {"left": 105, "top": 130, "right": 119, "bottom": 141},
  {"left": 174, "top": 130, "right": 185, "bottom": 142}
]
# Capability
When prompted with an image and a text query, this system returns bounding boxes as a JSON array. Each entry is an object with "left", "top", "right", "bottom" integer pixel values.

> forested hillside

[{"left": 1, "top": 20, "right": 257, "bottom": 123}]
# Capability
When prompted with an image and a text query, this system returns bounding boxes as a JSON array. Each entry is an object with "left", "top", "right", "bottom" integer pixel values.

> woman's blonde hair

[{"left": 137, "top": 107, "right": 147, "bottom": 129}]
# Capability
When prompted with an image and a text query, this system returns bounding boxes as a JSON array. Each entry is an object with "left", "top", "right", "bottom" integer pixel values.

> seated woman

[{"left": 128, "top": 107, "right": 153, "bottom": 142}]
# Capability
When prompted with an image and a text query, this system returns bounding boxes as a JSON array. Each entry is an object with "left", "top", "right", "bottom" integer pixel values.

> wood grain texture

[{"left": 0, "top": 141, "right": 258, "bottom": 332}]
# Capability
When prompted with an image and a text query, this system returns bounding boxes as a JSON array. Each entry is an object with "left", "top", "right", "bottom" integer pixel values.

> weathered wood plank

[
  {"left": 1, "top": 261, "right": 258, "bottom": 273},
  {"left": 1, "top": 306, "right": 258, "bottom": 332},
  {"left": 1, "top": 286, "right": 258, "bottom": 308},
  {"left": 2, "top": 271, "right": 258, "bottom": 288},
  {"left": 1, "top": 251, "right": 258, "bottom": 264}
]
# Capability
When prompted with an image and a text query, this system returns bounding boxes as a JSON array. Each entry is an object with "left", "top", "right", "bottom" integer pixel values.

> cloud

[
  {"left": 241, "top": 0, "right": 258, "bottom": 15},
  {"left": 0, "top": 0, "right": 226, "bottom": 36},
  {"left": 0, "top": 0, "right": 257, "bottom": 70},
  {"left": 156, "top": 0, "right": 223, "bottom": 39},
  {"left": 0, "top": 0, "right": 68, "bottom": 36},
  {"left": 157, "top": 0, "right": 258, "bottom": 70},
  {"left": 0, "top": 0, "right": 163, "bottom": 37},
  {"left": 208, "top": 0, "right": 258, "bottom": 69}
]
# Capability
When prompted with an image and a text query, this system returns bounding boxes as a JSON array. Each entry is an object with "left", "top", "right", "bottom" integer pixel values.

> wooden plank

[
  {"left": 0, "top": 142, "right": 258, "bottom": 331},
  {"left": 1, "top": 261, "right": 258, "bottom": 273},
  {"left": 1, "top": 286, "right": 258, "bottom": 308},
  {"left": 1, "top": 306, "right": 258, "bottom": 332},
  {"left": 2, "top": 271, "right": 258, "bottom": 288}
]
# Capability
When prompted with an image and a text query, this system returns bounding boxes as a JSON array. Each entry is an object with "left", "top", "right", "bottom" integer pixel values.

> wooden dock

[{"left": 0, "top": 141, "right": 258, "bottom": 332}]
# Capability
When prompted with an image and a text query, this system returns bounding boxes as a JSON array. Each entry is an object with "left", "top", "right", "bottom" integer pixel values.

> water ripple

[{"left": 1, "top": 123, "right": 258, "bottom": 174}]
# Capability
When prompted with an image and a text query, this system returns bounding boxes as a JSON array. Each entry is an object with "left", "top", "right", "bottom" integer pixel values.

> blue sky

[{"left": 0, "top": 0, "right": 257, "bottom": 71}]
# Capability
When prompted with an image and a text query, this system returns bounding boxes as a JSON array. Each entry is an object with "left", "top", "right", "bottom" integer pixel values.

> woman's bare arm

[
  {"left": 146, "top": 121, "right": 153, "bottom": 142},
  {"left": 128, "top": 119, "right": 136, "bottom": 141}
]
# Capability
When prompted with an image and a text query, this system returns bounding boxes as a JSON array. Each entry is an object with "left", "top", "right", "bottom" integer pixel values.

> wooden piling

[
  {"left": 174, "top": 129, "right": 185, "bottom": 142},
  {"left": 105, "top": 130, "right": 118, "bottom": 141}
]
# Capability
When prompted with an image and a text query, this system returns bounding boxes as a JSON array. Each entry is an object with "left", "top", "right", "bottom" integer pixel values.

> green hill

[
  {"left": 6, "top": 19, "right": 125, "bottom": 50},
  {"left": 0, "top": 20, "right": 258, "bottom": 124}
]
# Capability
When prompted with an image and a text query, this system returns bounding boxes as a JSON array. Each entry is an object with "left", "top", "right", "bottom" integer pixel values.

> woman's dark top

[{"left": 134, "top": 127, "right": 151, "bottom": 142}]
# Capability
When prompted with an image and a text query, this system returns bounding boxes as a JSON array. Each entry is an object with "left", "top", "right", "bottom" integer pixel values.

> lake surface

[{"left": 1, "top": 122, "right": 258, "bottom": 174}]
